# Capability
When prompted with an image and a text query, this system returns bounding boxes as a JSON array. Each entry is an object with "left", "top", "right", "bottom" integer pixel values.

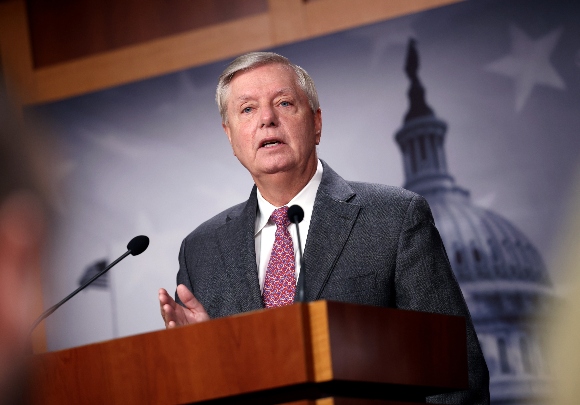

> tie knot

[{"left": 270, "top": 206, "right": 291, "bottom": 228}]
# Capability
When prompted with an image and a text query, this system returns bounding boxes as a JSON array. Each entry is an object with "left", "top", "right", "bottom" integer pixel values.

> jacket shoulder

[
  {"left": 347, "top": 181, "right": 421, "bottom": 206},
  {"left": 184, "top": 200, "right": 247, "bottom": 241}
]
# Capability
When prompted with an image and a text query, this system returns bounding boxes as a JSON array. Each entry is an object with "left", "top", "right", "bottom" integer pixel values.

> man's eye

[
  {"left": 242, "top": 107, "right": 252, "bottom": 113},
  {"left": 280, "top": 101, "right": 291, "bottom": 107}
]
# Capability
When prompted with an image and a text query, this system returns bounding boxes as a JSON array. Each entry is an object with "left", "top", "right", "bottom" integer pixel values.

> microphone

[
  {"left": 30, "top": 235, "right": 150, "bottom": 333},
  {"left": 127, "top": 235, "right": 149, "bottom": 255},
  {"left": 287, "top": 205, "right": 306, "bottom": 303}
]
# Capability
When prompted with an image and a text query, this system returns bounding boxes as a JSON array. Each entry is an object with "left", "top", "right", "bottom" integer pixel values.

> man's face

[{"left": 222, "top": 63, "right": 322, "bottom": 181}]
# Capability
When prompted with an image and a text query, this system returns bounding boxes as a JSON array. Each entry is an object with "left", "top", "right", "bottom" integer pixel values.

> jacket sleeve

[
  {"left": 395, "top": 195, "right": 490, "bottom": 404},
  {"left": 175, "top": 238, "right": 194, "bottom": 306}
]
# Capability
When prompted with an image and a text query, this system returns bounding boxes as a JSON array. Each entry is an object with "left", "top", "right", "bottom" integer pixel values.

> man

[
  {"left": 159, "top": 52, "right": 489, "bottom": 404},
  {"left": 0, "top": 79, "right": 47, "bottom": 404}
]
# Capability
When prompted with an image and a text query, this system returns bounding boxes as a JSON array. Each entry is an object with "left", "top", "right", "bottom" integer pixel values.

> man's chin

[
  {"left": 258, "top": 165, "right": 293, "bottom": 176},
  {"left": 252, "top": 157, "right": 296, "bottom": 176},
  {"left": 251, "top": 154, "right": 318, "bottom": 179}
]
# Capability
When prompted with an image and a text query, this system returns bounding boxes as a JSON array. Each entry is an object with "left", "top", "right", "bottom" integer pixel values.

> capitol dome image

[{"left": 394, "top": 39, "right": 553, "bottom": 404}]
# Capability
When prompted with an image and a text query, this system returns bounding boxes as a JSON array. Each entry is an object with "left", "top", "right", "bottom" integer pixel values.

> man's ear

[
  {"left": 314, "top": 108, "right": 322, "bottom": 145},
  {"left": 222, "top": 122, "right": 236, "bottom": 156}
]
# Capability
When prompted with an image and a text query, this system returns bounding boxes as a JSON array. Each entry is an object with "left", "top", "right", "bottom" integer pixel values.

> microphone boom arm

[
  {"left": 294, "top": 225, "right": 306, "bottom": 303},
  {"left": 288, "top": 205, "right": 306, "bottom": 303},
  {"left": 30, "top": 250, "right": 131, "bottom": 334}
]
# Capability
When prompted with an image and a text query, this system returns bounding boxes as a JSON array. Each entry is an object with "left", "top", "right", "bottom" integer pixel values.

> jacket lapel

[
  {"left": 302, "top": 162, "right": 360, "bottom": 301},
  {"left": 215, "top": 186, "right": 264, "bottom": 313},
  {"left": 214, "top": 162, "right": 359, "bottom": 310}
]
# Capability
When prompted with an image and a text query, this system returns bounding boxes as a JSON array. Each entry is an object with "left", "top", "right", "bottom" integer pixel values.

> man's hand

[{"left": 158, "top": 284, "right": 210, "bottom": 329}]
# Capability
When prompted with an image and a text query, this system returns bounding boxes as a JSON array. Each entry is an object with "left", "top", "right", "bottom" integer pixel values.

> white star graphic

[{"left": 485, "top": 24, "right": 565, "bottom": 112}]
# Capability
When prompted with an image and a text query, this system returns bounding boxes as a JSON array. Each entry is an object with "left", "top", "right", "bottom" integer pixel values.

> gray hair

[{"left": 216, "top": 52, "right": 320, "bottom": 123}]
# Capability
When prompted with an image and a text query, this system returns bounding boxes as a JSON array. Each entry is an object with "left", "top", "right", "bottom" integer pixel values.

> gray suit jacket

[{"left": 176, "top": 161, "right": 489, "bottom": 404}]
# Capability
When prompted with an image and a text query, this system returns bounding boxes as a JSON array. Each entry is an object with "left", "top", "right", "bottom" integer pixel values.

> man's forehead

[{"left": 233, "top": 87, "right": 298, "bottom": 102}]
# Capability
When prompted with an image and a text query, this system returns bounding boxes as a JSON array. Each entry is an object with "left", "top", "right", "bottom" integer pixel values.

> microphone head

[
  {"left": 127, "top": 235, "right": 149, "bottom": 256},
  {"left": 287, "top": 205, "right": 304, "bottom": 224}
]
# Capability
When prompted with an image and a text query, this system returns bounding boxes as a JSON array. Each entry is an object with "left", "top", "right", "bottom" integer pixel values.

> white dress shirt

[{"left": 255, "top": 159, "right": 323, "bottom": 292}]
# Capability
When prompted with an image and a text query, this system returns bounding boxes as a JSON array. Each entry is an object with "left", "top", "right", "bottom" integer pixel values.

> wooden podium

[{"left": 30, "top": 301, "right": 468, "bottom": 404}]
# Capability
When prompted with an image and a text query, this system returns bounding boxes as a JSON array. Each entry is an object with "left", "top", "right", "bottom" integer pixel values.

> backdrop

[{"left": 30, "top": 0, "right": 579, "bottom": 403}]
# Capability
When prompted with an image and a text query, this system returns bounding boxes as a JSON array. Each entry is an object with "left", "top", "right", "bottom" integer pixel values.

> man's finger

[
  {"left": 159, "top": 289, "right": 173, "bottom": 314},
  {"left": 162, "top": 303, "right": 177, "bottom": 323},
  {"left": 176, "top": 284, "right": 210, "bottom": 323},
  {"left": 176, "top": 284, "right": 203, "bottom": 311},
  {"left": 159, "top": 288, "right": 181, "bottom": 328}
]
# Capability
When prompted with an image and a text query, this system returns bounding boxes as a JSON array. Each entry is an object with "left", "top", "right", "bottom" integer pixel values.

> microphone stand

[
  {"left": 295, "top": 229, "right": 306, "bottom": 303},
  {"left": 288, "top": 205, "right": 306, "bottom": 303},
  {"left": 29, "top": 250, "right": 131, "bottom": 334}
]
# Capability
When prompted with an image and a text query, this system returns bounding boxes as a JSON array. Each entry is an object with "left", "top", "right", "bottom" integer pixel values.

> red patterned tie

[{"left": 263, "top": 206, "right": 296, "bottom": 308}]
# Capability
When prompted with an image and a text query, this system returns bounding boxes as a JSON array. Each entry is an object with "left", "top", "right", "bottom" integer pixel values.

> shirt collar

[{"left": 255, "top": 159, "right": 323, "bottom": 235}]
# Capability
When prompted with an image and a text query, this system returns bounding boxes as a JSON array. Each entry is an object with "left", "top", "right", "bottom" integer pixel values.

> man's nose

[{"left": 260, "top": 105, "right": 278, "bottom": 128}]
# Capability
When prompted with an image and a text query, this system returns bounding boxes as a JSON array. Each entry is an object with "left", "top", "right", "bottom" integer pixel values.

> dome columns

[{"left": 395, "top": 116, "right": 454, "bottom": 193}]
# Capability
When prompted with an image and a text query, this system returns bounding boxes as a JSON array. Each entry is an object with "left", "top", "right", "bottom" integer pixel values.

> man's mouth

[{"left": 261, "top": 139, "right": 283, "bottom": 148}]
